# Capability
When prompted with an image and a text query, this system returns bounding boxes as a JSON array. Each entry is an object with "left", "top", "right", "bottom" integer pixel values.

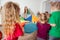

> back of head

[
  {"left": 50, "top": 2, "right": 60, "bottom": 10},
  {"left": 4, "top": 2, "right": 20, "bottom": 21},
  {"left": 45, "top": 11, "right": 48, "bottom": 14},
  {"left": 37, "top": 12, "right": 40, "bottom": 17}
]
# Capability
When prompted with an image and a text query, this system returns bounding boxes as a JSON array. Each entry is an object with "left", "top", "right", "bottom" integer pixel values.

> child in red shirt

[
  {"left": 2, "top": 2, "right": 24, "bottom": 40},
  {"left": 7, "top": 22, "right": 23, "bottom": 40}
]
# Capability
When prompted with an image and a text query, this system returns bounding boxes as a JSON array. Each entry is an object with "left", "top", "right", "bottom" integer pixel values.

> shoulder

[
  {"left": 51, "top": 11, "right": 60, "bottom": 15},
  {"left": 15, "top": 22, "right": 20, "bottom": 27},
  {"left": 46, "top": 23, "right": 51, "bottom": 27},
  {"left": 37, "top": 21, "right": 41, "bottom": 26},
  {"left": 37, "top": 21, "right": 40, "bottom": 24}
]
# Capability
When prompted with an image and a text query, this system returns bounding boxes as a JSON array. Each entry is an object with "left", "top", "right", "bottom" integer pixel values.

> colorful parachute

[
  {"left": 24, "top": 22, "right": 37, "bottom": 33},
  {"left": 24, "top": 15, "right": 39, "bottom": 23},
  {"left": 32, "top": 15, "right": 39, "bottom": 23},
  {"left": 24, "top": 15, "right": 32, "bottom": 22},
  {"left": 20, "top": 17, "right": 25, "bottom": 22}
]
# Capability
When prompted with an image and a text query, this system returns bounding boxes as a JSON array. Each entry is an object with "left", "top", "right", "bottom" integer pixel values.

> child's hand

[{"left": 50, "top": 24, "right": 56, "bottom": 27}]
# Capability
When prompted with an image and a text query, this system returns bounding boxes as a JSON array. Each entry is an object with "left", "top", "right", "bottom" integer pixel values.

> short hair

[
  {"left": 45, "top": 11, "right": 48, "bottom": 13},
  {"left": 50, "top": 2, "right": 60, "bottom": 10}
]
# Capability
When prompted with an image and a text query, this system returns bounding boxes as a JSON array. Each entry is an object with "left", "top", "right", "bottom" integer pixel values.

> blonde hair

[
  {"left": 2, "top": 2, "right": 20, "bottom": 36},
  {"left": 50, "top": 2, "right": 60, "bottom": 10}
]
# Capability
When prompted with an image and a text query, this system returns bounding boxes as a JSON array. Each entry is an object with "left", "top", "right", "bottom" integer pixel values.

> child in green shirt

[{"left": 49, "top": 1, "right": 60, "bottom": 40}]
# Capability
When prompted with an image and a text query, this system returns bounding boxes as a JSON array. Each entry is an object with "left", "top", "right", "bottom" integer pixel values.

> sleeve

[
  {"left": 37, "top": 21, "right": 39, "bottom": 27},
  {"left": 37, "top": 21, "right": 40, "bottom": 28},
  {"left": 13, "top": 23, "right": 23, "bottom": 38},
  {"left": 48, "top": 13, "right": 56, "bottom": 24}
]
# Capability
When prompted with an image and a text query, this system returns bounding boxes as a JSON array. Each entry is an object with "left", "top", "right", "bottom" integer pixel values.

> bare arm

[{"left": 50, "top": 24, "right": 56, "bottom": 27}]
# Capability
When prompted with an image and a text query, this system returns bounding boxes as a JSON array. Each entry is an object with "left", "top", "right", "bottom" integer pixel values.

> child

[
  {"left": 23, "top": 6, "right": 31, "bottom": 19},
  {"left": 37, "top": 13, "right": 50, "bottom": 40},
  {"left": 2, "top": 2, "right": 23, "bottom": 40},
  {"left": 45, "top": 11, "right": 51, "bottom": 21},
  {"left": 48, "top": 1, "right": 60, "bottom": 40},
  {"left": 0, "top": 31, "right": 2, "bottom": 40},
  {"left": 37, "top": 11, "right": 40, "bottom": 17}
]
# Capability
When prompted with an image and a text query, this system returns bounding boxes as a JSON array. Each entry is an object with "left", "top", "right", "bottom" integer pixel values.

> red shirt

[
  {"left": 12, "top": 22, "right": 23, "bottom": 40},
  {"left": 4, "top": 22, "right": 23, "bottom": 40}
]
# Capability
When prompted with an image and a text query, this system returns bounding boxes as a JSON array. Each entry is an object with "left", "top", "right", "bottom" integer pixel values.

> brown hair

[
  {"left": 24, "top": 6, "right": 28, "bottom": 13},
  {"left": 40, "top": 13, "right": 47, "bottom": 21},
  {"left": 50, "top": 2, "right": 60, "bottom": 10},
  {"left": 45, "top": 11, "right": 51, "bottom": 21},
  {"left": 2, "top": 2, "right": 20, "bottom": 36},
  {"left": 37, "top": 12, "right": 40, "bottom": 16},
  {"left": 0, "top": 6, "right": 2, "bottom": 12},
  {"left": 45, "top": 11, "right": 48, "bottom": 14}
]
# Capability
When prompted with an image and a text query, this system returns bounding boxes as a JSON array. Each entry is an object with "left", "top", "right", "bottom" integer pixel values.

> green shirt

[
  {"left": 27, "top": 9, "right": 30, "bottom": 14},
  {"left": 49, "top": 11, "right": 60, "bottom": 38}
]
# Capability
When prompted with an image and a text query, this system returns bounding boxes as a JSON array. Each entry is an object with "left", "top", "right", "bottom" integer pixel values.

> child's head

[
  {"left": 24, "top": 6, "right": 28, "bottom": 13},
  {"left": 39, "top": 13, "right": 47, "bottom": 22},
  {"left": 4, "top": 2, "right": 20, "bottom": 21},
  {"left": 45, "top": 11, "right": 48, "bottom": 15},
  {"left": 0, "top": 31, "right": 2, "bottom": 40},
  {"left": 37, "top": 11, "right": 40, "bottom": 17},
  {"left": 50, "top": 2, "right": 60, "bottom": 11},
  {"left": 45, "top": 11, "right": 50, "bottom": 20},
  {"left": 0, "top": 6, "right": 2, "bottom": 12},
  {"left": 2, "top": 2, "right": 20, "bottom": 36}
]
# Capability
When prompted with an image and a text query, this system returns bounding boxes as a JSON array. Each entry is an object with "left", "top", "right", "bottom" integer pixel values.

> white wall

[
  {"left": 1, "top": 0, "right": 48, "bottom": 15},
  {"left": 43, "top": 0, "right": 51, "bottom": 13},
  {"left": 1, "top": 0, "right": 39, "bottom": 15}
]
